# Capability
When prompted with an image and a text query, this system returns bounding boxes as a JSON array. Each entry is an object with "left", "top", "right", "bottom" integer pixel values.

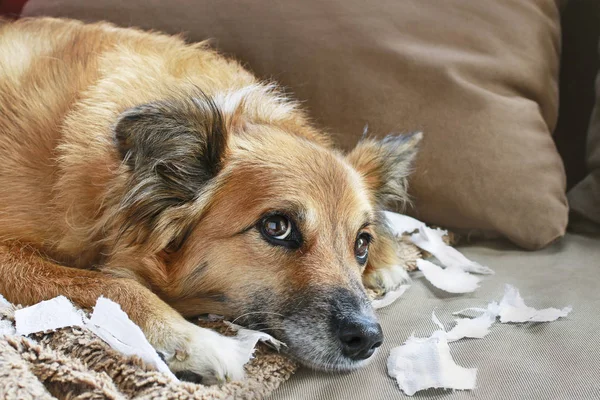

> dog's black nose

[{"left": 337, "top": 317, "right": 383, "bottom": 360}]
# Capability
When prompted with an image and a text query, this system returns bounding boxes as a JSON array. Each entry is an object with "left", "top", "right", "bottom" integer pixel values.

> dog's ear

[
  {"left": 113, "top": 94, "right": 227, "bottom": 248},
  {"left": 346, "top": 132, "right": 422, "bottom": 209}
]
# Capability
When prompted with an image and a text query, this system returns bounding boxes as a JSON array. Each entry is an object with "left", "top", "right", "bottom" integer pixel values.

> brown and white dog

[{"left": 0, "top": 18, "right": 420, "bottom": 383}]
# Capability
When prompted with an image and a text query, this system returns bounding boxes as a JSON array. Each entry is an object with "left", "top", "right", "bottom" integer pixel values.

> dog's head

[{"left": 110, "top": 85, "right": 421, "bottom": 371}]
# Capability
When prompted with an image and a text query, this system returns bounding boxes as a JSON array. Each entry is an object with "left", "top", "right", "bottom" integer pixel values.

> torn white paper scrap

[
  {"left": 382, "top": 211, "right": 493, "bottom": 276},
  {"left": 15, "top": 296, "right": 84, "bottom": 335},
  {"left": 529, "top": 307, "right": 573, "bottom": 322},
  {"left": 417, "top": 260, "right": 480, "bottom": 293},
  {"left": 87, "top": 297, "right": 175, "bottom": 379},
  {"left": 0, "top": 293, "right": 10, "bottom": 308},
  {"left": 0, "top": 293, "right": 13, "bottom": 317},
  {"left": 453, "top": 301, "right": 501, "bottom": 319},
  {"left": 234, "top": 329, "right": 284, "bottom": 352},
  {"left": 383, "top": 211, "right": 423, "bottom": 235},
  {"left": 453, "top": 286, "right": 571, "bottom": 324},
  {"left": 431, "top": 310, "right": 446, "bottom": 332},
  {"left": 410, "top": 225, "right": 494, "bottom": 275},
  {"left": 372, "top": 285, "right": 411, "bottom": 309},
  {"left": 223, "top": 321, "right": 285, "bottom": 363},
  {"left": 224, "top": 321, "right": 284, "bottom": 351},
  {"left": 430, "top": 311, "right": 494, "bottom": 342},
  {"left": 498, "top": 285, "right": 572, "bottom": 323},
  {"left": 0, "top": 319, "right": 15, "bottom": 336},
  {"left": 445, "top": 314, "right": 495, "bottom": 342},
  {"left": 387, "top": 334, "right": 477, "bottom": 396}
]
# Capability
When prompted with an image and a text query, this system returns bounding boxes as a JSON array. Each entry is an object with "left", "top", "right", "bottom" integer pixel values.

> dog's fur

[{"left": 0, "top": 18, "right": 421, "bottom": 383}]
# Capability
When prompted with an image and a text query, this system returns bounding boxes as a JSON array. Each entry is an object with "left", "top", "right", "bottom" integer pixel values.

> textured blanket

[{"left": 0, "top": 307, "right": 297, "bottom": 400}]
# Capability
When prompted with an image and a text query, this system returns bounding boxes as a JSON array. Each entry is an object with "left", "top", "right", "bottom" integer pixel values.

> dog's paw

[
  {"left": 363, "top": 264, "right": 410, "bottom": 296},
  {"left": 161, "top": 321, "right": 248, "bottom": 385}
]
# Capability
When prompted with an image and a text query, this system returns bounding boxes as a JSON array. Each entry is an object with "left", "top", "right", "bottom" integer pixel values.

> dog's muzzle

[{"left": 274, "top": 284, "right": 384, "bottom": 370}]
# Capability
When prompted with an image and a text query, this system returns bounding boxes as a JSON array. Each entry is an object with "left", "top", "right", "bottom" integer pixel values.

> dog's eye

[
  {"left": 259, "top": 214, "right": 301, "bottom": 249},
  {"left": 355, "top": 233, "right": 371, "bottom": 264},
  {"left": 263, "top": 215, "right": 292, "bottom": 239}
]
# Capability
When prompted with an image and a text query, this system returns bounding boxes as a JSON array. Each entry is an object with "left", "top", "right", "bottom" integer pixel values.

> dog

[{"left": 0, "top": 17, "right": 421, "bottom": 384}]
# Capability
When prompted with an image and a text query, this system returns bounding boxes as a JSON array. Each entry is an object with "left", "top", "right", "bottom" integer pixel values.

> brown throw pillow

[{"left": 23, "top": 0, "right": 568, "bottom": 249}]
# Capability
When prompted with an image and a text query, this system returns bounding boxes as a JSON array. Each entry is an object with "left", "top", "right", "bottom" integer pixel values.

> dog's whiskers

[
  {"left": 246, "top": 326, "right": 282, "bottom": 333},
  {"left": 246, "top": 321, "right": 286, "bottom": 332},
  {"left": 225, "top": 312, "right": 286, "bottom": 333},
  {"left": 230, "top": 311, "right": 284, "bottom": 325}
]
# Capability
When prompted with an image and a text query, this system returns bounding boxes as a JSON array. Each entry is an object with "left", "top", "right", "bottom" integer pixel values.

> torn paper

[
  {"left": 497, "top": 285, "right": 572, "bottom": 323},
  {"left": 410, "top": 225, "right": 494, "bottom": 275},
  {"left": 386, "top": 310, "right": 490, "bottom": 396},
  {"left": 453, "top": 285, "right": 572, "bottom": 324},
  {"left": 13, "top": 296, "right": 176, "bottom": 380},
  {"left": 431, "top": 311, "right": 495, "bottom": 342},
  {"left": 445, "top": 315, "right": 495, "bottom": 341},
  {"left": 0, "top": 319, "right": 15, "bottom": 336},
  {"left": 224, "top": 321, "right": 284, "bottom": 351},
  {"left": 387, "top": 334, "right": 477, "bottom": 396},
  {"left": 387, "top": 287, "right": 572, "bottom": 396},
  {"left": 452, "top": 302, "right": 500, "bottom": 319},
  {"left": 371, "top": 285, "right": 411, "bottom": 309},
  {"left": 0, "top": 294, "right": 16, "bottom": 336},
  {"left": 0, "top": 293, "right": 10, "bottom": 308},
  {"left": 15, "top": 296, "right": 84, "bottom": 335},
  {"left": 0, "top": 293, "right": 13, "bottom": 317},
  {"left": 383, "top": 211, "right": 493, "bottom": 293},
  {"left": 223, "top": 321, "right": 285, "bottom": 363},
  {"left": 382, "top": 211, "right": 423, "bottom": 235},
  {"left": 86, "top": 297, "right": 174, "bottom": 378},
  {"left": 417, "top": 259, "right": 480, "bottom": 293}
]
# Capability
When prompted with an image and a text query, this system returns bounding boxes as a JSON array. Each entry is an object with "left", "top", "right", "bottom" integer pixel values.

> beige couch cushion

[{"left": 23, "top": 0, "right": 568, "bottom": 249}]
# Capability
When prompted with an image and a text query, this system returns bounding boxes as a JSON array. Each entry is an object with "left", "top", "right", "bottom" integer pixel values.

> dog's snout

[{"left": 337, "top": 317, "right": 383, "bottom": 360}]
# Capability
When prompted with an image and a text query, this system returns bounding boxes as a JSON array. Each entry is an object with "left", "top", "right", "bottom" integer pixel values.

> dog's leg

[
  {"left": 0, "top": 244, "right": 247, "bottom": 384},
  {"left": 362, "top": 224, "right": 411, "bottom": 296}
]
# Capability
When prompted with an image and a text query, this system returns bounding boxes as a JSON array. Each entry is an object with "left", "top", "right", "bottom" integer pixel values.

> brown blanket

[{"left": 0, "top": 303, "right": 296, "bottom": 400}]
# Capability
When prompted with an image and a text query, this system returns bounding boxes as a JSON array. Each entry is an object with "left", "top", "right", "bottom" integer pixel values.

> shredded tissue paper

[
  {"left": 453, "top": 284, "right": 573, "bottom": 324},
  {"left": 0, "top": 294, "right": 15, "bottom": 336},
  {"left": 386, "top": 284, "right": 572, "bottom": 396},
  {"left": 4, "top": 295, "right": 282, "bottom": 381},
  {"left": 416, "top": 259, "right": 481, "bottom": 294},
  {"left": 223, "top": 320, "right": 285, "bottom": 361},
  {"left": 374, "top": 213, "right": 572, "bottom": 395},
  {"left": 383, "top": 211, "right": 494, "bottom": 294},
  {"left": 371, "top": 284, "right": 412, "bottom": 310},
  {"left": 387, "top": 333, "right": 478, "bottom": 396}
]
